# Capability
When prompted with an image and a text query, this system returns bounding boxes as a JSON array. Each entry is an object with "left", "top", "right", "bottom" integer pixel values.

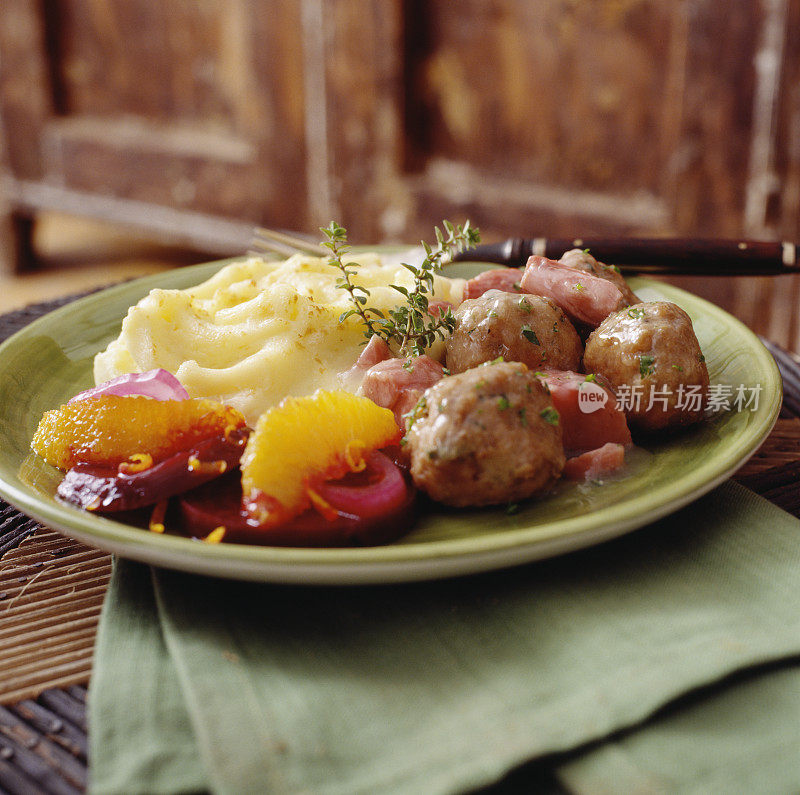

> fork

[
  {"left": 249, "top": 227, "right": 320, "bottom": 259},
  {"left": 250, "top": 226, "right": 427, "bottom": 269}
]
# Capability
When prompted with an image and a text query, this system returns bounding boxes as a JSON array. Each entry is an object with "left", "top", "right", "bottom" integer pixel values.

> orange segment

[
  {"left": 240, "top": 390, "right": 400, "bottom": 526},
  {"left": 32, "top": 395, "right": 246, "bottom": 470}
]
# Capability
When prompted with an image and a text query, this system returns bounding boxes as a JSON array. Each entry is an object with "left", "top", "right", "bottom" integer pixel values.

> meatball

[
  {"left": 446, "top": 290, "right": 582, "bottom": 374},
  {"left": 583, "top": 301, "right": 709, "bottom": 433},
  {"left": 405, "top": 361, "right": 565, "bottom": 506},
  {"left": 558, "top": 248, "right": 639, "bottom": 307}
]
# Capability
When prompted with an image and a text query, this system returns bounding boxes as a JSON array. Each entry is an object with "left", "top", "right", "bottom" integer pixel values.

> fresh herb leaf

[
  {"left": 639, "top": 354, "right": 656, "bottom": 377},
  {"left": 521, "top": 325, "right": 540, "bottom": 345}
]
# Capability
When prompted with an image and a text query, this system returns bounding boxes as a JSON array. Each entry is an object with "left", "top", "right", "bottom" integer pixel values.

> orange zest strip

[
  {"left": 203, "top": 526, "right": 226, "bottom": 544},
  {"left": 344, "top": 440, "right": 367, "bottom": 472},
  {"left": 118, "top": 452, "right": 154, "bottom": 475},
  {"left": 149, "top": 500, "right": 168, "bottom": 533},
  {"left": 187, "top": 457, "right": 228, "bottom": 475},
  {"left": 306, "top": 486, "right": 340, "bottom": 521}
]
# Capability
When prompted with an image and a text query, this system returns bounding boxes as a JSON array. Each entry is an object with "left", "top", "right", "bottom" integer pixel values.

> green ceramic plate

[{"left": 0, "top": 259, "right": 782, "bottom": 584}]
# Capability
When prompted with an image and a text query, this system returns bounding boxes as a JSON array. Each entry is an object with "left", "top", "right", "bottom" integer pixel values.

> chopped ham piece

[
  {"left": 355, "top": 335, "right": 393, "bottom": 369},
  {"left": 428, "top": 300, "right": 454, "bottom": 318},
  {"left": 339, "top": 335, "right": 394, "bottom": 392},
  {"left": 462, "top": 268, "right": 524, "bottom": 300},
  {"left": 563, "top": 442, "right": 626, "bottom": 481},
  {"left": 536, "top": 370, "right": 632, "bottom": 454},
  {"left": 361, "top": 355, "right": 445, "bottom": 429},
  {"left": 520, "top": 256, "right": 628, "bottom": 328}
]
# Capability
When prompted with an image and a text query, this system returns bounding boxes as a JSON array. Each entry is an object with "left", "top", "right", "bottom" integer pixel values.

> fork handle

[{"left": 454, "top": 237, "right": 799, "bottom": 275}]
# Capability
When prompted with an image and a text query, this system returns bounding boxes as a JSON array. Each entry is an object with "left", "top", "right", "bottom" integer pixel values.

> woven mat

[{"left": 1, "top": 297, "right": 799, "bottom": 794}]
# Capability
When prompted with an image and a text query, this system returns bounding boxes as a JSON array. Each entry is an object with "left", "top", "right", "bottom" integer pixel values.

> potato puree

[{"left": 94, "top": 252, "right": 465, "bottom": 427}]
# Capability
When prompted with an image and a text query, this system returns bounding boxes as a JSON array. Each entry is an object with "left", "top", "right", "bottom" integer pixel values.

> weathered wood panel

[
  {"left": 406, "top": 0, "right": 677, "bottom": 194},
  {"left": 30, "top": 0, "right": 309, "bottom": 227},
  {"left": 321, "top": 0, "right": 406, "bottom": 240},
  {"left": 0, "top": 0, "right": 53, "bottom": 178}
]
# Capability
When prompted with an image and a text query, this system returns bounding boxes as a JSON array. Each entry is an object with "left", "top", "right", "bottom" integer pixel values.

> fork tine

[
  {"left": 253, "top": 227, "right": 320, "bottom": 255},
  {"left": 248, "top": 239, "right": 305, "bottom": 259}
]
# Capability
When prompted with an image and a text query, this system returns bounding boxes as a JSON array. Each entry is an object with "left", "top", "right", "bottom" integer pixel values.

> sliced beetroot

[
  {"left": 178, "top": 450, "right": 416, "bottom": 547},
  {"left": 69, "top": 369, "right": 189, "bottom": 402},
  {"left": 57, "top": 428, "right": 249, "bottom": 512}
]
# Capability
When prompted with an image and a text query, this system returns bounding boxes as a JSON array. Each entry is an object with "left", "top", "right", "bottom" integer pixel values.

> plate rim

[{"left": 0, "top": 258, "right": 783, "bottom": 584}]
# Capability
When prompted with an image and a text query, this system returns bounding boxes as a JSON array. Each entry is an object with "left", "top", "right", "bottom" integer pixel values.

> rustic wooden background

[{"left": 0, "top": 0, "right": 799, "bottom": 348}]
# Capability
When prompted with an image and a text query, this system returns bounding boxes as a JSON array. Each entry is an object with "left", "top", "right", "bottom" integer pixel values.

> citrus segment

[
  {"left": 32, "top": 395, "right": 247, "bottom": 470},
  {"left": 240, "top": 390, "right": 401, "bottom": 526}
]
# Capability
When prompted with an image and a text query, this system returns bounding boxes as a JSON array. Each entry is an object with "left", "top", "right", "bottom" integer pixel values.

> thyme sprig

[
  {"left": 321, "top": 221, "right": 385, "bottom": 337},
  {"left": 321, "top": 219, "right": 480, "bottom": 357}
]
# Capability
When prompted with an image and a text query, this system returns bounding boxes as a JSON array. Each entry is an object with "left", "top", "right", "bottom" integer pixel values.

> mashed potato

[{"left": 94, "top": 252, "right": 464, "bottom": 427}]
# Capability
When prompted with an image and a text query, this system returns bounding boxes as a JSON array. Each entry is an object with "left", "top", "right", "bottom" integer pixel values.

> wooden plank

[
  {"left": 405, "top": 1, "right": 678, "bottom": 196},
  {"left": 0, "top": 0, "right": 52, "bottom": 178},
  {"left": 5, "top": 178, "right": 255, "bottom": 255},
  {"left": 669, "top": 0, "right": 764, "bottom": 235},
  {"left": 13, "top": 1, "right": 309, "bottom": 232},
  {"left": 321, "top": 0, "right": 406, "bottom": 240},
  {"left": 408, "top": 157, "right": 669, "bottom": 241}
]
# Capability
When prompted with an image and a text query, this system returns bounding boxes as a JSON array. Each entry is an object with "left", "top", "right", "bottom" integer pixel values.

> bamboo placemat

[{"left": 1, "top": 297, "right": 799, "bottom": 794}]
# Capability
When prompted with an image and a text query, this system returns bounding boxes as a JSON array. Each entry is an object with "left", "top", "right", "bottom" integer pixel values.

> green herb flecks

[
  {"left": 540, "top": 407, "right": 559, "bottom": 425},
  {"left": 639, "top": 354, "right": 656, "bottom": 377},
  {"left": 402, "top": 394, "right": 428, "bottom": 437}
]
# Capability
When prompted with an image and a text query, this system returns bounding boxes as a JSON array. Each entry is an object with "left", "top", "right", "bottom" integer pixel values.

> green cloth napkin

[{"left": 89, "top": 481, "right": 800, "bottom": 794}]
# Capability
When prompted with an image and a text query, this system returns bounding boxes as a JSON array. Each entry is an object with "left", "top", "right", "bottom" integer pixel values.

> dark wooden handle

[{"left": 455, "top": 237, "right": 799, "bottom": 275}]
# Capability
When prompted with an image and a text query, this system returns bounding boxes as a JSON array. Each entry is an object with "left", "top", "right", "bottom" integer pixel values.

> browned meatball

[
  {"left": 559, "top": 248, "right": 639, "bottom": 307},
  {"left": 583, "top": 301, "right": 709, "bottom": 433},
  {"left": 446, "top": 290, "right": 583, "bottom": 374},
  {"left": 405, "top": 361, "right": 565, "bottom": 506}
]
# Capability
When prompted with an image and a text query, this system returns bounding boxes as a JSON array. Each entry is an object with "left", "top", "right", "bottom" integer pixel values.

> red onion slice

[
  {"left": 313, "top": 450, "right": 409, "bottom": 520},
  {"left": 69, "top": 369, "right": 189, "bottom": 402}
]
